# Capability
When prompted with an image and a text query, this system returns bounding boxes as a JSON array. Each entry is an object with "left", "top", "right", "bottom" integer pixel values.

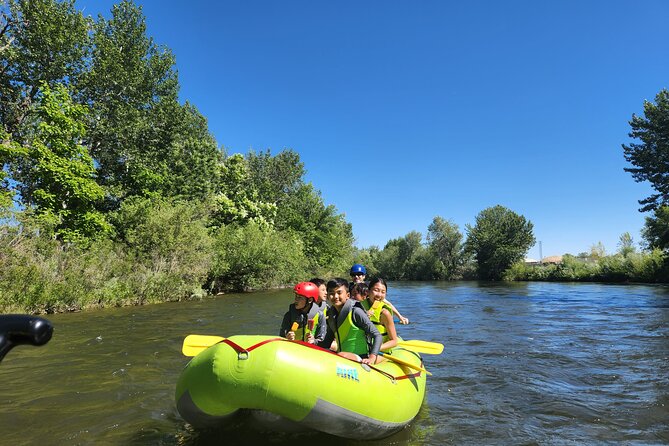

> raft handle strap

[{"left": 221, "top": 338, "right": 250, "bottom": 360}]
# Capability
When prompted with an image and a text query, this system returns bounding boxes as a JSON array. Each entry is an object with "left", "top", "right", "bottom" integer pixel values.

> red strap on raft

[{"left": 220, "top": 338, "right": 249, "bottom": 360}]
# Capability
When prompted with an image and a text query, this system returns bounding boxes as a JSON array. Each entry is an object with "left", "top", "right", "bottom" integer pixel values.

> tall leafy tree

[
  {"left": 465, "top": 205, "right": 535, "bottom": 280},
  {"left": 641, "top": 206, "right": 669, "bottom": 251},
  {"left": 246, "top": 149, "right": 304, "bottom": 207},
  {"left": 82, "top": 1, "right": 220, "bottom": 205},
  {"left": 0, "top": 0, "right": 89, "bottom": 138},
  {"left": 10, "top": 83, "right": 109, "bottom": 242},
  {"left": 623, "top": 89, "right": 669, "bottom": 213},
  {"left": 244, "top": 149, "right": 354, "bottom": 272},
  {"left": 377, "top": 231, "right": 425, "bottom": 280},
  {"left": 279, "top": 182, "right": 353, "bottom": 272},
  {"left": 427, "top": 216, "right": 464, "bottom": 279},
  {"left": 617, "top": 232, "right": 635, "bottom": 257}
]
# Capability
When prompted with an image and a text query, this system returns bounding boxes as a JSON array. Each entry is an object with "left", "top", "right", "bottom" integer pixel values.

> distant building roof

[
  {"left": 524, "top": 258, "right": 539, "bottom": 263},
  {"left": 542, "top": 255, "right": 563, "bottom": 264}
]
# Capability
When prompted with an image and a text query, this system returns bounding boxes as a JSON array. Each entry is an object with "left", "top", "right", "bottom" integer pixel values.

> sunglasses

[{"left": 351, "top": 272, "right": 365, "bottom": 277}]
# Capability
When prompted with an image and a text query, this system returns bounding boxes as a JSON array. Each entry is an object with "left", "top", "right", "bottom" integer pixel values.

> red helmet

[{"left": 294, "top": 282, "right": 319, "bottom": 301}]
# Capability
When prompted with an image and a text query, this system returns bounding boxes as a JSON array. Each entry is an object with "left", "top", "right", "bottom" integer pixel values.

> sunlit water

[{"left": 1, "top": 282, "right": 668, "bottom": 445}]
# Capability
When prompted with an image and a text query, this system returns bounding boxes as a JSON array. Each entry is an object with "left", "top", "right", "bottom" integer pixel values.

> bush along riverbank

[
  {"left": 0, "top": 197, "right": 352, "bottom": 314},
  {"left": 503, "top": 251, "right": 669, "bottom": 283}
]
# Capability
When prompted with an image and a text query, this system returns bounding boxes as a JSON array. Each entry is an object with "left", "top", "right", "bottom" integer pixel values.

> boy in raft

[
  {"left": 349, "top": 264, "right": 410, "bottom": 325},
  {"left": 279, "top": 282, "right": 326, "bottom": 344},
  {"left": 350, "top": 282, "right": 368, "bottom": 301},
  {"left": 309, "top": 277, "right": 329, "bottom": 311},
  {"left": 318, "top": 278, "right": 382, "bottom": 365}
]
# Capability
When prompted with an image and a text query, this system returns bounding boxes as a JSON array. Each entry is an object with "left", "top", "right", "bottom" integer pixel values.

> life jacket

[
  {"left": 327, "top": 299, "right": 368, "bottom": 356},
  {"left": 361, "top": 299, "right": 394, "bottom": 346},
  {"left": 288, "top": 303, "right": 321, "bottom": 341}
]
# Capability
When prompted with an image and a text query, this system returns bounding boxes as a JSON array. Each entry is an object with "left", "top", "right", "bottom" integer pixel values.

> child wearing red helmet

[{"left": 279, "top": 281, "right": 326, "bottom": 344}]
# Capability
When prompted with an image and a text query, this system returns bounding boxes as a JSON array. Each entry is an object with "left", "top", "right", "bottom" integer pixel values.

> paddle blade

[
  {"left": 182, "top": 334, "right": 225, "bottom": 357},
  {"left": 398, "top": 339, "right": 444, "bottom": 355},
  {"left": 379, "top": 352, "right": 432, "bottom": 376}
]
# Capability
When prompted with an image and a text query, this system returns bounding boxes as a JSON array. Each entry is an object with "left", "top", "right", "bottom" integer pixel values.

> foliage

[
  {"left": 246, "top": 149, "right": 304, "bottom": 207},
  {"left": 375, "top": 231, "right": 421, "bottom": 280},
  {"left": 110, "top": 196, "right": 212, "bottom": 286},
  {"left": 589, "top": 241, "right": 607, "bottom": 259},
  {"left": 504, "top": 250, "right": 669, "bottom": 283},
  {"left": 0, "top": 0, "right": 90, "bottom": 137},
  {"left": 427, "top": 216, "right": 465, "bottom": 279},
  {"left": 641, "top": 206, "right": 669, "bottom": 251},
  {"left": 212, "top": 153, "right": 276, "bottom": 227},
  {"left": 10, "top": 83, "right": 110, "bottom": 243},
  {"left": 617, "top": 232, "right": 635, "bottom": 257},
  {"left": 0, "top": 0, "right": 359, "bottom": 312},
  {"left": 352, "top": 246, "right": 380, "bottom": 277},
  {"left": 208, "top": 223, "right": 307, "bottom": 292},
  {"left": 623, "top": 89, "right": 669, "bottom": 213},
  {"left": 465, "top": 205, "right": 535, "bottom": 280},
  {"left": 244, "top": 149, "right": 354, "bottom": 272},
  {"left": 82, "top": 0, "right": 221, "bottom": 205}
]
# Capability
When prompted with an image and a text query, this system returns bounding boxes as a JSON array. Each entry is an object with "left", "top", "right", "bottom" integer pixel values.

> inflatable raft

[{"left": 175, "top": 335, "right": 427, "bottom": 439}]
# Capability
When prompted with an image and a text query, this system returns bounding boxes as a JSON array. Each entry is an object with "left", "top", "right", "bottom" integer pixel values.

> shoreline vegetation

[{"left": 2, "top": 1, "right": 669, "bottom": 314}]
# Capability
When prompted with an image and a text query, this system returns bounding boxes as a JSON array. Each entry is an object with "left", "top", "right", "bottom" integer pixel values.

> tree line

[
  {"left": 0, "top": 0, "right": 354, "bottom": 313},
  {"left": 2, "top": 0, "right": 668, "bottom": 314}
]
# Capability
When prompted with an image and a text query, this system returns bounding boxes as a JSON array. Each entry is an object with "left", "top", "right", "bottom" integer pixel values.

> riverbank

[
  {"left": 504, "top": 250, "right": 669, "bottom": 283},
  {"left": 0, "top": 211, "right": 324, "bottom": 314}
]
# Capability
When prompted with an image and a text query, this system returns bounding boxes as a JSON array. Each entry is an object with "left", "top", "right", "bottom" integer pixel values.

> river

[{"left": 1, "top": 281, "right": 668, "bottom": 445}]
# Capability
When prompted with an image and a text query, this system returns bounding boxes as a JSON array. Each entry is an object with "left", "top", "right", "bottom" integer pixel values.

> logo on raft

[{"left": 336, "top": 363, "right": 359, "bottom": 382}]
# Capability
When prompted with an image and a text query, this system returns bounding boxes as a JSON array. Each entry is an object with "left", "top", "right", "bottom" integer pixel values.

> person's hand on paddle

[
  {"left": 362, "top": 353, "right": 377, "bottom": 365},
  {"left": 306, "top": 333, "right": 315, "bottom": 344}
]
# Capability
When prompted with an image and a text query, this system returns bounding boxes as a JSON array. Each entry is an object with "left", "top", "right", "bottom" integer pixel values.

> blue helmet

[{"left": 350, "top": 264, "right": 367, "bottom": 275}]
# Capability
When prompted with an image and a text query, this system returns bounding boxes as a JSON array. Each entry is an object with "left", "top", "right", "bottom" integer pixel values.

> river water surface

[{"left": 1, "top": 281, "right": 668, "bottom": 445}]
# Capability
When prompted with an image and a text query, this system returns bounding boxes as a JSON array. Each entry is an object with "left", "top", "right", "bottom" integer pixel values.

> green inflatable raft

[{"left": 175, "top": 335, "right": 427, "bottom": 439}]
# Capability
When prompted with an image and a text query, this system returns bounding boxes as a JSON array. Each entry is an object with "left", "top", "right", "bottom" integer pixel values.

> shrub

[{"left": 209, "top": 223, "right": 307, "bottom": 292}]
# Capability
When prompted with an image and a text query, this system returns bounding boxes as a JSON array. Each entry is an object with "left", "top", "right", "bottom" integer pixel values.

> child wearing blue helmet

[{"left": 349, "top": 264, "right": 409, "bottom": 324}]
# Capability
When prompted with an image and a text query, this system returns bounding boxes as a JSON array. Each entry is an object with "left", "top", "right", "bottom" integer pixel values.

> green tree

[
  {"left": 589, "top": 241, "right": 606, "bottom": 259},
  {"left": 209, "top": 222, "right": 306, "bottom": 292},
  {"left": 0, "top": 0, "right": 89, "bottom": 137},
  {"left": 377, "top": 231, "right": 426, "bottom": 280},
  {"left": 427, "top": 216, "right": 464, "bottom": 279},
  {"left": 641, "top": 206, "right": 669, "bottom": 251},
  {"left": 623, "top": 89, "right": 669, "bottom": 213},
  {"left": 465, "top": 205, "right": 535, "bottom": 280},
  {"left": 246, "top": 149, "right": 304, "bottom": 207},
  {"left": 617, "top": 232, "right": 635, "bottom": 257},
  {"left": 81, "top": 1, "right": 221, "bottom": 205},
  {"left": 10, "top": 83, "right": 110, "bottom": 242},
  {"left": 243, "top": 149, "right": 354, "bottom": 273},
  {"left": 211, "top": 153, "right": 276, "bottom": 227}
]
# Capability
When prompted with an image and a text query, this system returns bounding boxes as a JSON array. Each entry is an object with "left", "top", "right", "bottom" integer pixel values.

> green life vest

[{"left": 329, "top": 301, "right": 369, "bottom": 356}]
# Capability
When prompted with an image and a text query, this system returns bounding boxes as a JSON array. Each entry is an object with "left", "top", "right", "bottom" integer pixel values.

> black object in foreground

[{"left": 0, "top": 315, "right": 53, "bottom": 362}]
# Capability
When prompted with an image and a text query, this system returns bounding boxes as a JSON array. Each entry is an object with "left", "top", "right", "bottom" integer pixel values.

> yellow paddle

[
  {"left": 397, "top": 340, "right": 444, "bottom": 355},
  {"left": 182, "top": 334, "right": 225, "bottom": 357},
  {"left": 377, "top": 352, "right": 431, "bottom": 375}
]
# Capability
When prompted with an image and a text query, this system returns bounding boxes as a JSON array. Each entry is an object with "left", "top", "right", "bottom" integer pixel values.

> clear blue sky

[{"left": 78, "top": 0, "right": 667, "bottom": 258}]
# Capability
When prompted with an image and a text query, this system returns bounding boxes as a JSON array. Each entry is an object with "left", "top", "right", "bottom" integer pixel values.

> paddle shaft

[{"left": 378, "top": 351, "right": 431, "bottom": 375}]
